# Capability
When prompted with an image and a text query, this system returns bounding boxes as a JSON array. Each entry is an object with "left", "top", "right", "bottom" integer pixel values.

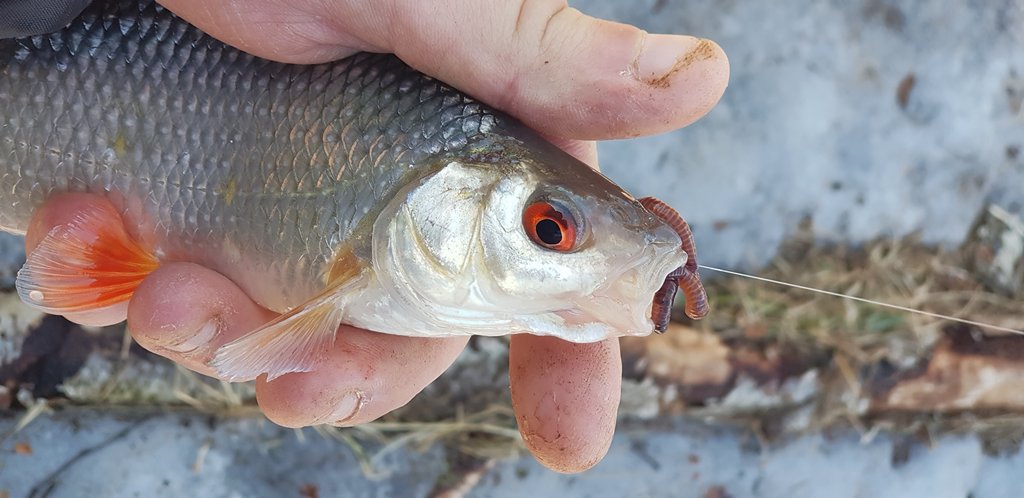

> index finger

[{"left": 509, "top": 334, "right": 622, "bottom": 473}]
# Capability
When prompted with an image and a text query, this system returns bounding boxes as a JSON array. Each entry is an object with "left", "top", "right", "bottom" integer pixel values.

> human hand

[{"left": 26, "top": 0, "right": 729, "bottom": 473}]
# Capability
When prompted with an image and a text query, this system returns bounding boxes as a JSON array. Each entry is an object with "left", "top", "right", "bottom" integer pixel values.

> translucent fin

[
  {"left": 211, "top": 245, "right": 367, "bottom": 382},
  {"left": 16, "top": 202, "right": 158, "bottom": 315},
  {"left": 211, "top": 276, "right": 361, "bottom": 382}
]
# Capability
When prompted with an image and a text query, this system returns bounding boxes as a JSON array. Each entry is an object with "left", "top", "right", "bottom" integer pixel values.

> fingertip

[
  {"left": 632, "top": 35, "right": 730, "bottom": 129},
  {"left": 61, "top": 303, "right": 130, "bottom": 328},
  {"left": 24, "top": 193, "right": 114, "bottom": 253},
  {"left": 127, "top": 262, "right": 275, "bottom": 376},
  {"left": 22, "top": 194, "right": 136, "bottom": 326},
  {"left": 518, "top": 27, "right": 730, "bottom": 139},
  {"left": 254, "top": 367, "right": 368, "bottom": 429},
  {"left": 393, "top": 2, "right": 729, "bottom": 140},
  {"left": 255, "top": 332, "right": 467, "bottom": 428},
  {"left": 509, "top": 335, "right": 622, "bottom": 473}
]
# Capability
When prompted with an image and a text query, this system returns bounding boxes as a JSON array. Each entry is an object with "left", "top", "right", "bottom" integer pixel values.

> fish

[{"left": 0, "top": 0, "right": 708, "bottom": 381}]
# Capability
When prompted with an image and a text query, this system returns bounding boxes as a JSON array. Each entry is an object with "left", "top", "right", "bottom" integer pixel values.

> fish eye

[{"left": 523, "top": 201, "right": 578, "bottom": 252}]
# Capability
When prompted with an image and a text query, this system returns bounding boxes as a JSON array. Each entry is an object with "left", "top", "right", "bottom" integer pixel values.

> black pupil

[{"left": 536, "top": 219, "right": 563, "bottom": 245}]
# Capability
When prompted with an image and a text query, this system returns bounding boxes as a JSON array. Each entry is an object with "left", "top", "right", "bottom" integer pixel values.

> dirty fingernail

[
  {"left": 162, "top": 319, "right": 219, "bottom": 355},
  {"left": 634, "top": 35, "right": 715, "bottom": 87},
  {"left": 327, "top": 390, "right": 366, "bottom": 426}
]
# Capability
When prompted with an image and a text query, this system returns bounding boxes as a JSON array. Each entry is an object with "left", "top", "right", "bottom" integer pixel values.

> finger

[
  {"left": 545, "top": 137, "right": 598, "bottom": 168},
  {"left": 156, "top": 0, "right": 368, "bottom": 63},
  {"left": 158, "top": 0, "right": 729, "bottom": 140},
  {"left": 509, "top": 335, "right": 622, "bottom": 473},
  {"left": 23, "top": 193, "right": 131, "bottom": 326},
  {"left": 387, "top": 1, "right": 730, "bottom": 140},
  {"left": 254, "top": 331, "right": 468, "bottom": 428},
  {"left": 127, "top": 262, "right": 277, "bottom": 377}
]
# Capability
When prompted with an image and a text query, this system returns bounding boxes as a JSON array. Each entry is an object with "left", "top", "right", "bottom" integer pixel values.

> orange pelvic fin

[{"left": 16, "top": 202, "right": 158, "bottom": 316}]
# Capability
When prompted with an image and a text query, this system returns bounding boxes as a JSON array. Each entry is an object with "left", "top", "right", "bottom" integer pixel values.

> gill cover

[{"left": 349, "top": 159, "right": 687, "bottom": 342}]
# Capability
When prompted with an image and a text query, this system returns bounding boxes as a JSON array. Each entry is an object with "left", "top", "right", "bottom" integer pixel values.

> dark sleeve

[{"left": 0, "top": 0, "right": 92, "bottom": 38}]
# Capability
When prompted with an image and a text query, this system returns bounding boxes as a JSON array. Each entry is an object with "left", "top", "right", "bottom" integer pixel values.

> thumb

[
  {"left": 158, "top": 0, "right": 729, "bottom": 141},
  {"left": 385, "top": 1, "right": 729, "bottom": 140}
]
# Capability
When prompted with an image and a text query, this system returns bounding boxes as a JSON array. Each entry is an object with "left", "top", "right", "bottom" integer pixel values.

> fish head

[{"left": 368, "top": 150, "right": 686, "bottom": 342}]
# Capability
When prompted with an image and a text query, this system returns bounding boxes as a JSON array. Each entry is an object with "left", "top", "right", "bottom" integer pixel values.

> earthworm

[
  {"left": 639, "top": 197, "right": 710, "bottom": 331},
  {"left": 650, "top": 267, "right": 683, "bottom": 333},
  {"left": 677, "top": 265, "right": 710, "bottom": 320}
]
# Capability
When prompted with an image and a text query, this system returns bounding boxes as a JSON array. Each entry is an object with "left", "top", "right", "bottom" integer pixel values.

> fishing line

[{"left": 697, "top": 264, "right": 1024, "bottom": 336}]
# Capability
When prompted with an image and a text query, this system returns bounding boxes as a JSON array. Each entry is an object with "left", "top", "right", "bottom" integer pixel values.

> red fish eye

[{"left": 523, "top": 201, "right": 577, "bottom": 251}]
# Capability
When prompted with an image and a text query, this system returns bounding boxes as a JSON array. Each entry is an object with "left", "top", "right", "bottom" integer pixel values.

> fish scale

[
  {"left": 0, "top": 0, "right": 708, "bottom": 381},
  {"left": 0, "top": 0, "right": 505, "bottom": 311}
]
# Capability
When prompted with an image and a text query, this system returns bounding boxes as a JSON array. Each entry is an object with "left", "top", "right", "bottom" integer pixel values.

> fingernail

[
  {"left": 162, "top": 319, "right": 219, "bottom": 355},
  {"left": 633, "top": 35, "right": 716, "bottom": 88},
  {"left": 327, "top": 390, "right": 366, "bottom": 426}
]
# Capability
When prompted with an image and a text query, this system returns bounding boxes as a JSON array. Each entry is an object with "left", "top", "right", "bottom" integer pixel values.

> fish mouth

[{"left": 562, "top": 231, "right": 687, "bottom": 339}]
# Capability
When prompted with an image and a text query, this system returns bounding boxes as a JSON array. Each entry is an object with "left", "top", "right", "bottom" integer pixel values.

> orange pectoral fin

[{"left": 16, "top": 201, "right": 158, "bottom": 316}]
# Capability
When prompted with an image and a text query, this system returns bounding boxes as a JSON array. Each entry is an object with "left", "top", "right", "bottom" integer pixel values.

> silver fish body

[
  {"left": 1, "top": 0, "right": 515, "bottom": 310},
  {"left": 0, "top": 0, "right": 689, "bottom": 379}
]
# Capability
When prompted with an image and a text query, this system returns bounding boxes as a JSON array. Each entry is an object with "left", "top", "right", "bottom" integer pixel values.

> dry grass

[
  {"left": 699, "top": 232, "right": 1024, "bottom": 368},
  {"left": 317, "top": 405, "right": 522, "bottom": 477},
  {"left": 167, "top": 366, "right": 522, "bottom": 473},
  {"left": 675, "top": 231, "right": 1024, "bottom": 445},
  {"left": 171, "top": 366, "right": 257, "bottom": 416}
]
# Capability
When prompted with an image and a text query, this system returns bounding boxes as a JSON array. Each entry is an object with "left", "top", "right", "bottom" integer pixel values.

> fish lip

[
  {"left": 567, "top": 236, "right": 687, "bottom": 336},
  {"left": 609, "top": 225, "right": 686, "bottom": 288},
  {"left": 637, "top": 228, "right": 688, "bottom": 297}
]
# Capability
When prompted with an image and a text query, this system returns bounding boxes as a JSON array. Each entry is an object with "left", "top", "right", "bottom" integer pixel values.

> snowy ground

[
  {"left": 593, "top": 0, "right": 1024, "bottom": 269},
  {"left": 1, "top": 411, "right": 1021, "bottom": 498}
]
